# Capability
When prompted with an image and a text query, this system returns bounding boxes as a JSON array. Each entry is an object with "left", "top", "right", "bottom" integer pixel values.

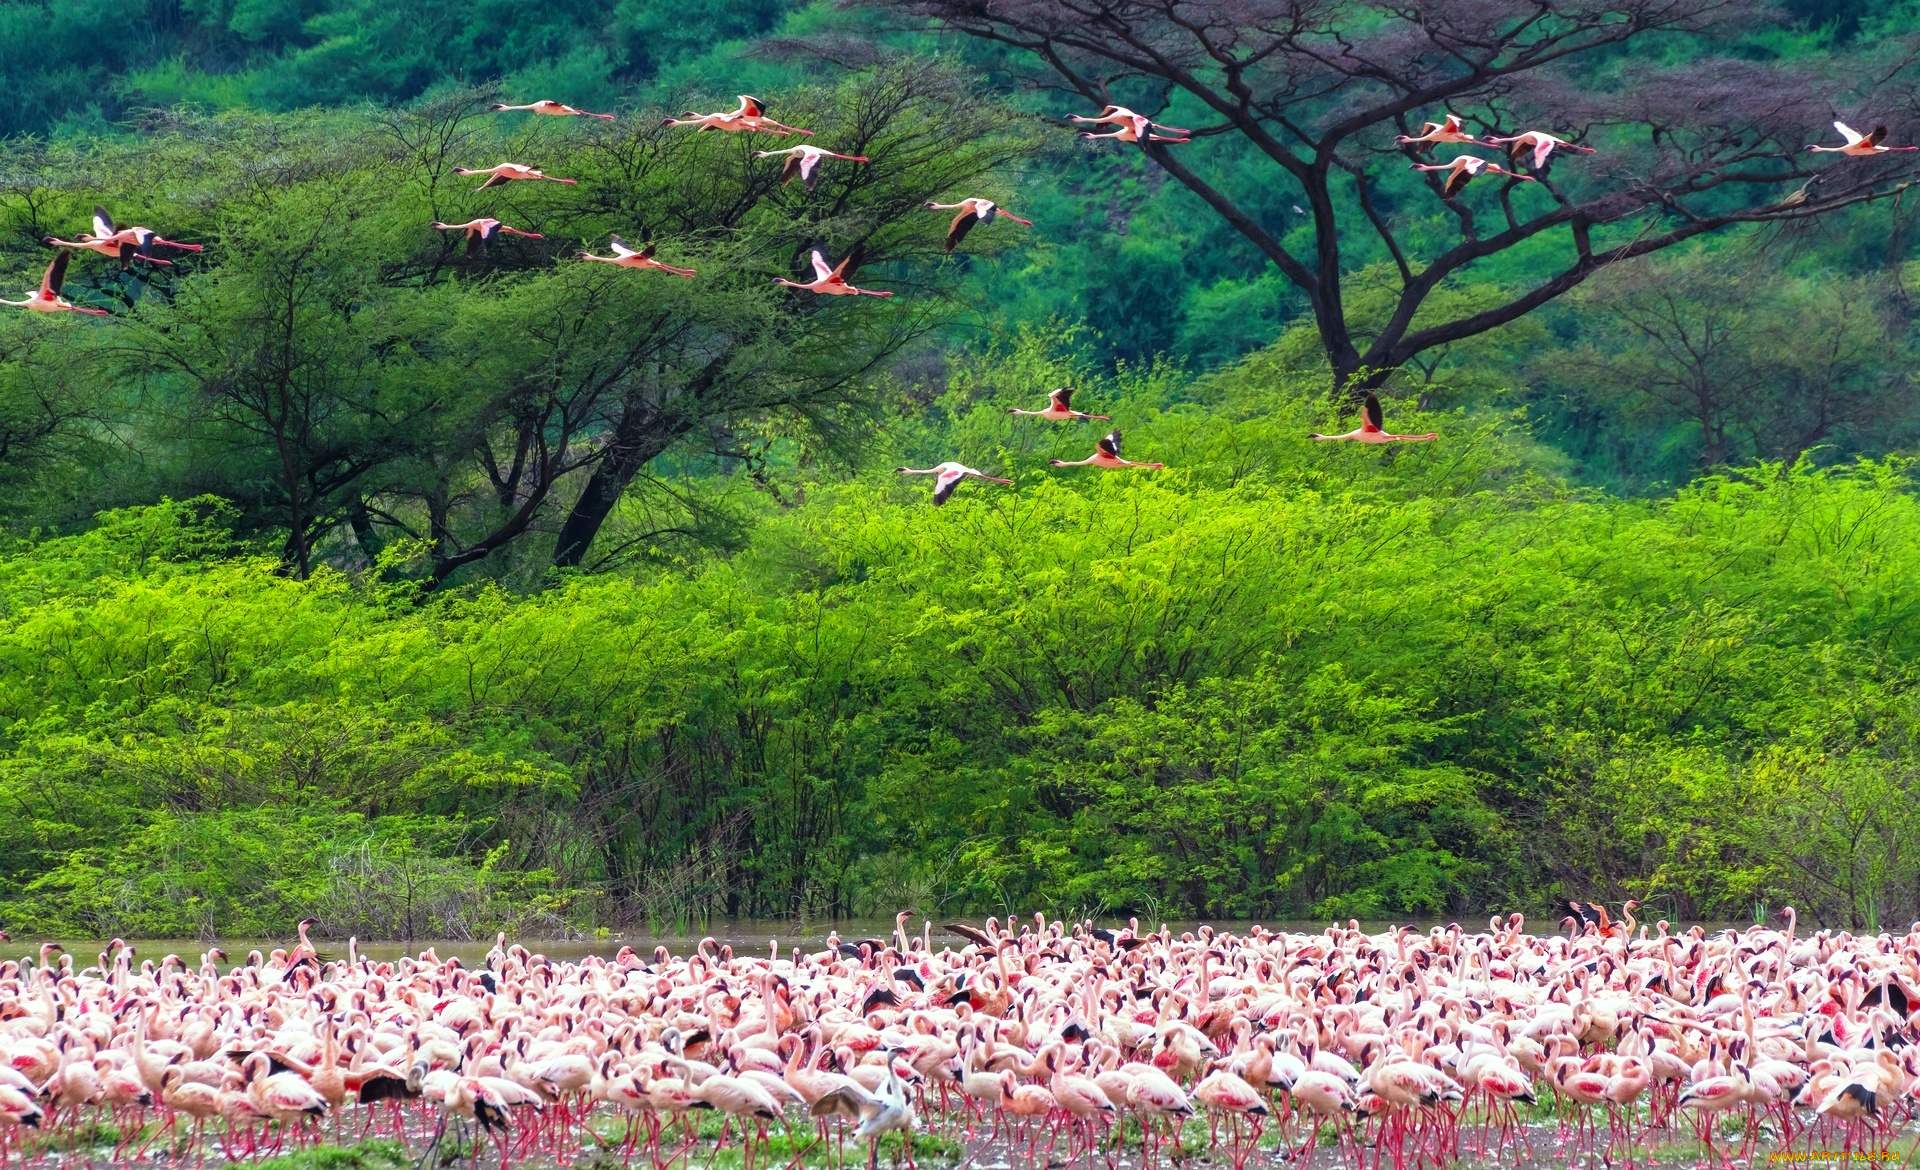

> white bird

[
  {"left": 810, "top": 1049, "right": 916, "bottom": 1170},
  {"left": 1484, "top": 129, "right": 1596, "bottom": 171},
  {"left": 1409, "top": 154, "right": 1535, "bottom": 198},
  {"left": 753, "top": 145, "right": 869, "bottom": 192},
  {"left": 1807, "top": 121, "right": 1919, "bottom": 156},
  {"left": 1396, "top": 114, "right": 1478, "bottom": 148},
  {"left": 772, "top": 248, "right": 891, "bottom": 297},
  {"left": 923, "top": 198, "right": 1033, "bottom": 252}
]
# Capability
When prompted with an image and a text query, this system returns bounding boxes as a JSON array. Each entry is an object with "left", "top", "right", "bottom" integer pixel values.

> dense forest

[{"left": 3, "top": 0, "right": 1920, "bottom": 937}]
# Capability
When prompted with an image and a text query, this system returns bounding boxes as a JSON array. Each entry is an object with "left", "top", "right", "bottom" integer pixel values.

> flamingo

[
  {"left": 1008, "top": 386, "right": 1109, "bottom": 422},
  {"left": 1807, "top": 121, "right": 1919, "bottom": 156},
  {"left": 2, "top": 252, "right": 108, "bottom": 315},
  {"left": 1395, "top": 113, "right": 1478, "bottom": 149},
  {"left": 1310, "top": 392, "right": 1437, "bottom": 443},
  {"left": 896, "top": 462, "right": 1011, "bottom": 505},
  {"left": 1409, "top": 153, "right": 1536, "bottom": 197},
  {"left": 575, "top": 236, "right": 696, "bottom": 277},
  {"left": 1050, "top": 429, "right": 1163, "bottom": 469},
  {"left": 772, "top": 248, "right": 891, "bottom": 297},
  {"left": 489, "top": 99, "right": 614, "bottom": 119},
  {"left": 77, "top": 206, "right": 204, "bottom": 269},
  {"left": 451, "top": 163, "right": 577, "bottom": 190},
  {"left": 813, "top": 1051, "right": 916, "bottom": 1170},
  {"left": 752, "top": 144, "right": 869, "bottom": 192},
  {"left": 1068, "top": 105, "right": 1190, "bottom": 144},
  {"left": 41, "top": 230, "right": 171, "bottom": 267},
  {"left": 430, "top": 218, "right": 543, "bottom": 259},
  {"left": 662, "top": 95, "right": 812, "bottom": 136},
  {"left": 922, "top": 198, "right": 1032, "bottom": 252},
  {"left": 1484, "top": 129, "right": 1596, "bottom": 171}
]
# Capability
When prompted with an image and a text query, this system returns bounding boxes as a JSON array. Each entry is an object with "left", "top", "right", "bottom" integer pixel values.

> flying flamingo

[
  {"left": 41, "top": 231, "right": 171, "bottom": 267},
  {"left": 576, "top": 236, "right": 696, "bottom": 277},
  {"left": 489, "top": 99, "right": 614, "bottom": 120},
  {"left": 1069, "top": 105, "right": 1190, "bottom": 144},
  {"left": 896, "top": 462, "right": 1010, "bottom": 505},
  {"left": 1409, "top": 153, "right": 1535, "bottom": 198},
  {"left": 772, "top": 248, "right": 891, "bottom": 297},
  {"left": 49, "top": 207, "right": 202, "bottom": 270},
  {"left": 451, "top": 164, "right": 577, "bottom": 190},
  {"left": 1051, "top": 430, "right": 1163, "bottom": 469},
  {"left": 1807, "top": 121, "right": 1919, "bottom": 156},
  {"left": 430, "top": 218, "right": 542, "bottom": 259},
  {"left": 1008, "top": 386, "right": 1108, "bottom": 422},
  {"left": 2, "top": 252, "right": 108, "bottom": 315},
  {"left": 661, "top": 95, "right": 813, "bottom": 136},
  {"left": 1484, "top": 129, "right": 1596, "bottom": 170},
  {"left": 923, "top": 198, "right": 1032, "bottom": 252},
  {"left": 1310, "top": 392, "right": 1437, "bottom": 443},
  {"left": 811, "top": 1050, "right": 916, "bottom": 1170},
  {"left": 1396, "top": 114, "right": 1478, "bottom": 149},
  {"left": 753, "top": 145, "right": 868, "bottom": 192}
]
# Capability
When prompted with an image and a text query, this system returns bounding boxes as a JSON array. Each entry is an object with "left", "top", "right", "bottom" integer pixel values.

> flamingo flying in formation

[
  {"left": 430, "top": 218, "right": 543, "bottom": 258},
  {"left": 1396, "top": 114, "right": 1478, "bottom": 148},
  {"left": 490, "top": 99, "right": 614, "bottom": 120},
  {"left": 896, "top": 462, "right": 1011, "bottom": 505},
  {"left": 1410, "top": 154, "right": 1535, "bottom": 198},
  {"left": 753, "top": 145, "right": 869, "bottom": 192},
  {"left": 1485, "top": 129, "right": 1596, "bottom": 170},
  {"left": 1807, "top": 121, "right": 1919, "bottom": 156},
  {"left": 773, "top": 249, "right": 890, "bottom": 297},
  {"left": 45, "top": 207, "right": 202, "bottom": 270},
  {"left": 1310, "top": 392, "right": 1438, "bottom": 443},
  {"left": 1051, "top": 430, "right": 1163, "bottom": 469},
  {"left": 1069, "top": 105, "right": 1190, "bottom": 144},
  {"left": 452, "top": 163, "right": 578, "bottom": 190},
  {"left": 1, "top": 252, "right": 107, "bottom": 315},
  {"left": 923, "top": 199, "right": 1032, "bottom": 252},
  {"left": 1007, "top": 387, "right": 1108, "bottom": 422},
  {"left": 576, "top": 236, "right": 697, "bottom": 277},
  {"left": 662, "top": 96, "right": 813, "bottom": 137}
]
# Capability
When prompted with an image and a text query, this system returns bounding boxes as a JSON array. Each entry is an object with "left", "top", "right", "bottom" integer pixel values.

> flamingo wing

[
  {"left": 830, "top": 243, "right": 865, "bottom": 280},
  {"left": 41, "top": 250, "right": 69, "bottom": 299},
  {"left": 800, "top": 152, "right": 823, "bottom": 192},
  {"left": 1098, "top": 430, "right": 1122, "bottom": 458},
  {"left": 932, "top": 466, "right": 966, "bottom": 505},
  {"left": 1836, "top": 121, "right": 1864, "bottom": 145},
  {"left": 477, "top": 172, "right": 511, "bottom": 189},
  {"left": 1442, "top": 113, "right": 1463, "bottom": 134},
  {"left": 945, "top": 209, "right": 979, "bottom": 251},
  {"left": 1049, "top": 386, "right": 1073, "bottom": 411},
  {"left": 810, "top": 249, "right": 834, "bottom": 282},
  {"left": 811, "top": 1086, "right": 876, "bottom": 1122},
  {"left": 779, "top": 154, "right": 802, "bottom": 185},
  {"left": 1443, "top": 164, "right": 1471, "bottom": 198},
  {"left": 1869, "top": 125, "right": 1890, "bottom": 146},
  {"left": 609, "top": 235, "right": 639, "bottom": 257},
  {"left": 92, "top": 206, "right": 117, "bottom": 239},
  {"left": 739, "top": 95, "right": 765, "bottom": 118},
  {"left": 1533, "top": 136, "right": 1556, "bottom": 170},
  {"left": 1362, "top": 392, "right": 1384, "bottom": 432}
]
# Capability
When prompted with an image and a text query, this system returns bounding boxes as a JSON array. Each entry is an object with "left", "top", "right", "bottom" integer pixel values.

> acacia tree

[{"left": 891, "top": 0, "right": 1920, "bottom": 394}]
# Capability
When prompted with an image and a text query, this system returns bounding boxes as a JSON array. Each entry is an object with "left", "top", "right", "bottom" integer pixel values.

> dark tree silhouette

[{"left": 886, "top": 0, "right": 1920, "bottom": 394}]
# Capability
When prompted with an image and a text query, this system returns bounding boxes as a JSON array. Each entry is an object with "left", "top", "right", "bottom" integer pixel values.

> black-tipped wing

[
  {"left": 810, "top": 1086, "right": 878, "bottom": 1122},
  {"left": 1363, "top": 393, "right": 1383, "bottom": 430},
  {"left": 1443, "top": 167, "right": 1470, "bottom": 198},
  {"left": 861, "top": 986, "right": 899, "bottom": 1013},
  {"left": 93, "top": 206, "right": 116, "bottom": 239},
  {"left": 478, "top": 172, "right": 511, "bottom": 189},
  {"left": 944, "top": 922, "right": 994, "bottom": 948},
  {"left": 1049, "top": 386, "right": 1073, "bottom": 411},
  {"left": 932, "top": 467, "right": 964, "bottom": 505},
  {"left": 1870, "top": 125, "right": 1890, "bottom": 146},
  {"left": 945, "top": 209, "right": 979, "bottom": 252},
  {"left": 42, "top": 250, "right": 69, "bottom": 298},
  {"left": 779, "top": 155, "right": 802, "bottom": 185},
  {"left": 1098, "top": 430, "right": 1121, "bottom": 458}
]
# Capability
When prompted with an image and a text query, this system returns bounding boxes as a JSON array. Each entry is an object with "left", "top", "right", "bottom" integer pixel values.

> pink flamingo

[
  {"left": 1409, "top": 153, "right": 1535, "bottom": 198},
  {"left": 1484, "top": 129, "right": 1595, "bottom": 171},
  {"left": 923, "top": 198, "right": 1032, "bottom": 252},
  {"left": 772, "top": 248, "right": 891, "bottom": 297},
  {"left": 1807, "top": 121, "right": 1919, "bottom": 156},
  {"left": 1310, "top": 392, "right": 1437, "bottom": 443},
  {"left": 431, "top": 218, "right": 543, "bottom": 259},
  {"left": 1396, "top": 114, "right": 1478, "bottom": 149},
  {"left": 2, "top": 252, "right": 108, "bottom": 315},
  {"left": 662, "top": 95, "right": 812, "bottom": 137},
  {"left": 753, "top": 144, "right": 868, "bottom": 192},
  {"left": 1050, "top": 429, "right": 1163, "bottom": 470},
  {"left": 1008, "top": 386, "right": 1108, "bottom": 422},
  {"left": 896, "top": 462, "right": 1011, "bottom": 505},
  {"left": 490, "top": 99, "right": 614, "bottom": 120},
  {"left": 1068, "top": 105, "right": 1189, "bottom": 144},
  {"left": 576, "top": 236, "right": 696, "bottom": 277},
  {"left": 452, "top": 164, "right": 577, "bottom": 190}
]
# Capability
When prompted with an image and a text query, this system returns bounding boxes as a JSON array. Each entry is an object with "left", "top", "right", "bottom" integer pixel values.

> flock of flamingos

[
  {"left": 0, "top": 907, "right": 1912, "bottom": 1170},
  {"left": 28, "top": 89, "right": 1893, "bottom": 502}
]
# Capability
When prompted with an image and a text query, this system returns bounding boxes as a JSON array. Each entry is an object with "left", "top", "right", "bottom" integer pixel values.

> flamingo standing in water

[
  {"left": 1410, "top": 154, "right": 1535, "bottom": 198},
  {"left": 1051, "top": 430, "right": 1163, "bottom": 470},
  {"left": 1807, "top": 122, "right": 1919, "bottom": 156},
  {"left": 753, "top": 145, "right": 869, "bottom": 192},
  {"left": 1310, "top": 393, "right": 1437, "bottom": 443},
  {"left": 1396, "top": 114, "right": 1478, "bottom": 149},
  {"left": 431, "top": 218, "right": 542, "bottom": 259},
  {"left": 1008, "top": 386, "right": 1108, "bottom": 422},
  {"left": 923, "top": 198, "right": 1032, "bottom": 252},
  {"left": 662, "top": 95, "right": 813, "bottom": 137},
  {"left": 1069, "top": 105, "right": 1190, "bottom": 144},
  {"left": 1484, "top": 129, "right": 1596, "bottom": 171},
  {"left": 897, "top": 462, "right": 1012, "bottom": 505},
  {"left": 452, "top": 164, "right": 577, "bottom": 189},
  {"left": 773, "top": 248, "right": 891, "bottom": 297},
  {"left": 489, "top": 99, "right": 614, "bottom": 120},
  {"left": 576, "top": 236, "right": 696, "bottom": 277},
  {"left": 2, "top": 253, "right": 108, "bottom": 315}
]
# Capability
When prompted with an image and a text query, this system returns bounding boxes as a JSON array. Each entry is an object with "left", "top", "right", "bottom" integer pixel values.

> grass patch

[{"left": 252, "top": 1138, "right": 412, "bottom": 1170}]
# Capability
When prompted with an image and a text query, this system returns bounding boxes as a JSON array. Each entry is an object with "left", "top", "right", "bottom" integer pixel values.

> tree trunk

[{"left": 551, "top": 407, "right": 677, "bottom": 569}]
